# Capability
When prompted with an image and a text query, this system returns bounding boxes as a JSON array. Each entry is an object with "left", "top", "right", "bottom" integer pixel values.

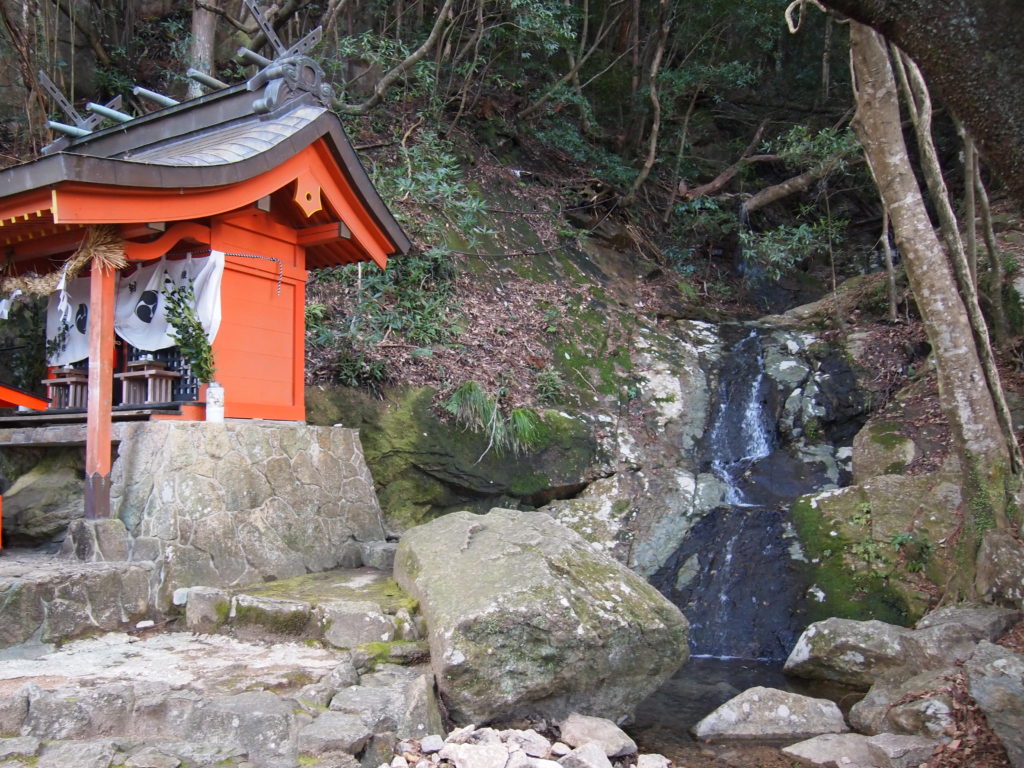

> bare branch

[{"left": 334, "top": 0, "right": 455, "bottom": 115}]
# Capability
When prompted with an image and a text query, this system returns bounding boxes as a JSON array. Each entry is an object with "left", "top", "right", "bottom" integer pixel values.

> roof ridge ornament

[{"left": 239, "top": 1, "right": 333, "bottom": 113}]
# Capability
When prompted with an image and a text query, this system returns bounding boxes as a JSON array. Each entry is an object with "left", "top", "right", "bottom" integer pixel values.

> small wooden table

[
  {"left": 115, "top": 361, "right": 181, "bottom": 405},
  {"left": 41, "top": 369, "right": 88, "bottom": 409}
]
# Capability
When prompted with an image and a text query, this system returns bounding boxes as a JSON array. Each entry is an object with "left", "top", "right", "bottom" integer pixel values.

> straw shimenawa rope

[{"left": 1, "top": 225, "right": 126, "bottom": 296}]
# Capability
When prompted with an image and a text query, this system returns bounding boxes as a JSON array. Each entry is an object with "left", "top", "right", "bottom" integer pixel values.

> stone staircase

[
  {"left": 182, "top": 567, "right": 427, "bottom": 665},
  {"left": 0, "top": 565, "right": 442, "bottom": 768}
]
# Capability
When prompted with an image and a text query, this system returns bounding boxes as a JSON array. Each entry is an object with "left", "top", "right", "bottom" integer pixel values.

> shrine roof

[{"left": 0, "top": 65, "right": 410, "bottom": 264}]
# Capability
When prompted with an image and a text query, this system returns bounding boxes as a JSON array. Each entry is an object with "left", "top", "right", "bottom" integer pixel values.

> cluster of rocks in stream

[{"left": 685, "top": 603, "right": 1024, "bottom": 768}]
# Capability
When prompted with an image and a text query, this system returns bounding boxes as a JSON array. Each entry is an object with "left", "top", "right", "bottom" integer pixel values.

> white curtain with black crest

[{"left": 45, "top": 251, "right": 225, "bottom": 365}]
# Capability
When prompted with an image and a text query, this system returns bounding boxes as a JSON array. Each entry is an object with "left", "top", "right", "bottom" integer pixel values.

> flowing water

[
  {"left": 653, "top": 328, "right": 818, "bottom": 661},
  {"left": 636, "top": 327, "right": 845, "bottom": 746}
]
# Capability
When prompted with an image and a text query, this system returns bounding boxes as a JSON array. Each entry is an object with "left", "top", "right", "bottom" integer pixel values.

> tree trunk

[
  {"left": 890, "top": 46, "right": 1022, "bottom": 478},
  {"left": 849, "top": 22, "right": 1012, "bottom": 596},
  {"left": 961, "top": 129, "right": 978, "bottom": 288},
  {"left": 188, "top": 0, "right": 221, "bottom": 100},
  {"left": 880, "top": 208, "right": 898, "bottom": 323},
  {"left": 976, "top": 168, "right": 1009, "bottom": 346},
  {"left": 620, "top": 0, "right": 669, "bottom": 208},
  {"left": 819, "top": 0, "right": 1024, "bottom": 209}
]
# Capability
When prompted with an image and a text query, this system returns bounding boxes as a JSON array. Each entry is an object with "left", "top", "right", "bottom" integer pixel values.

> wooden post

[{"left": 84, "top": 262, "right": 116, "bottom": 519}]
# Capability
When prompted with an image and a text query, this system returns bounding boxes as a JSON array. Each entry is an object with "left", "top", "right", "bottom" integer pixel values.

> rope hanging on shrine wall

[
  {"left": 0, "top": 225, "right": 126, "bottom": 296},
  {"left": 224, "top": 252, "right": 284, "bottom": 295}
]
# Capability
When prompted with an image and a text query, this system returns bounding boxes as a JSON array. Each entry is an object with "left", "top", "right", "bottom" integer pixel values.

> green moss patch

[
  {"left": 233, "top": 602, "right": 311, "bottom": 636},
  {"left": 241, "top": 570, "right": 417, "bottom": 615},
  {"left": 791, "top": 494, "right": 913, "bottom": 625}
]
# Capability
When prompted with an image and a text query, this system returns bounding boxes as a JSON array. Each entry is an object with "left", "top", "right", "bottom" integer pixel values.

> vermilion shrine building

[{"left": 0, "top": 41, "right": 409, "bottom": 520}]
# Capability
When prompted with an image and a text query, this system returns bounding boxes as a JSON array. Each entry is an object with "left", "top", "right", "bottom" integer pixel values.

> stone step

[
  {"left": 181, "top": 567, "right": 428, "bottom": 660},
  {"left": 0, "top": 630, "right": 443, "bottom": 768},
  {"left": 0, "top": 549, "right": 157, "bottom": 650},
  {"left": 0, "top": 736, "right": 249, "bottom": 768}
]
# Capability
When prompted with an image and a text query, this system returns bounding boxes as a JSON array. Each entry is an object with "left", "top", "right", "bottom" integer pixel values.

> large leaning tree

[
  {"left": 819, "top": 0, "right": 1024, "bottom": 210},
  {"left": 847, "top": 21, "right": 1014, "bottom": 595}
]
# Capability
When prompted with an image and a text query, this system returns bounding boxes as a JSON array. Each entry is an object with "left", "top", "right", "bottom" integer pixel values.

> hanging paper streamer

[
  {"left": 45, "top": 275, "right": 91, "bottom": 366},
  {"left": 0, "top": 289, "right": 23, "bottom": 320}
]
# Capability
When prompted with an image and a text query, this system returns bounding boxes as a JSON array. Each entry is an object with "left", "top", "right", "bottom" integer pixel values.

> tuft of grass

[
  {"left": 535, "top": 365, "right": 565, "bottom": 405},
  {"left": 443, "top": 381, "right": 545, "bottom": 458}
]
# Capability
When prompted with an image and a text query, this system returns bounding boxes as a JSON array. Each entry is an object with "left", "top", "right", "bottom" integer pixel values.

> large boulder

[
  {"left": 784, "top": 618, "right": 925, "bottom": 689},
  {"left": 785, "top": 608, "right": 1021, "bottom": 693},
  {"left": 394, "top": 508, "right": 689, "bottom": 724},
  {"left": 692, "top": 687, "right": 848, "bottom": 742},
  {"left": 976, "top": 529, "right": 1024, "bottom": 608},
  {"left": 912, "top": 604, "right": 1021, "bottom": 666},
  {"left": 2, "top": 449, "right": 84, "bottom": 546},
  {"left": 964, "top": 642, "right": 1024, "bottom": 768},
  {"left": 848, "top": 668, "right": 956, "bottom": 738}
]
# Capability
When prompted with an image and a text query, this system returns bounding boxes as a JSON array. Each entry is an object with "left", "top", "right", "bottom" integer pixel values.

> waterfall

[
  {"left": 706, "top": 331, "right": 774, "bottom": 506},
  {"left": 652, "top": 328, "right": 814, "bottom": 662}
]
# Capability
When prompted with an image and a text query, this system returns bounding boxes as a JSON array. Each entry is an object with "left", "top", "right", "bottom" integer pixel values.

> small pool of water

[{"left": 628, "top": 657, "right": 862, "bottom": 762}]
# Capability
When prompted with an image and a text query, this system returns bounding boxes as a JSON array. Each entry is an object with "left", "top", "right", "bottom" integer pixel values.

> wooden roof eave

[
  {"left": 1, "top": 92, "right": 410, "bottom": 262},
  {"left": 47, "top": 141, "right": 390, "bottom": 268}
]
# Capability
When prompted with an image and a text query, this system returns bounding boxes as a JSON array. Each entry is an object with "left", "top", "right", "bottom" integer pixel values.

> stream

[{"left": 634, "top": 326, "right": 849, "bottom": 752}]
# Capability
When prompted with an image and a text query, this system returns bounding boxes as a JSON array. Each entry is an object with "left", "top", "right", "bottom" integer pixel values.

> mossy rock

[
  {"left": 793, "top": 467, "right": 962, "bottom": 623},
  {"left": 792, "top": 490, "right": 915, "bottom": 625},
  {"left": 851, "top": 420, "right": 918, "bottom": 483},
  {"left": 307, "top": 385, "right": 598, "bottom": 530},
  {"left": 394, "top": 508, "right": 689, "bottom": 724}
]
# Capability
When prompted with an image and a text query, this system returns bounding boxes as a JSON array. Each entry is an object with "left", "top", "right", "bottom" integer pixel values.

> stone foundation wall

[{"left": 109, "top": 421, "right": 387, "bottom": 607}]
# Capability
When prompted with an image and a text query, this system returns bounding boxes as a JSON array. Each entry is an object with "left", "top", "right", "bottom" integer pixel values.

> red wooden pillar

[{"left": 84, "top": 262, "right": 116, "bottom": 519}]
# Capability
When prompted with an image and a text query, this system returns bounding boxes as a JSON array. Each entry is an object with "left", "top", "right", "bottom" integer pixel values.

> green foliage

[
  {"left": 890, "top": 532, "right": 932, "bottom": 573},
  {"left": 443, "top": 380, "right": 545, "bottom": 456},
  {"left": 308, "top": 129, "right": 489, "bottom": 387},
  {"left": 535, "top": 365, "right": 565, "bottom": 406},
  {"left": 333, "top": 31, "right": 440, "bottom": 110},
  {"left": 740, "top": 215, "right": 847, "bottom": 281},
  {"left": 533, "top": 118, "right": 636, "bottom": 190},
  {"left": 305, "top": 301, "right": 327, "bottom": 325},
  {"left": 850, "top": 540, "right": 886, "bottom": 566},
  {"left": 672, "top": 198, "right": 738, "bottom": 245},
  {"left": 162, "top": 282, "right": 216, "bottom": 384},
  {"left": 509, "top": 407, "right": 544, "bottom": 449},
  {"left": 0, "top": 294, "right": 47, "bottom": 392},
  {"left": 770, "top": 125, "right": 860, "bottom": 171},
  {"left": 851, "top": 502, "right": 872, "bottom": 527}
]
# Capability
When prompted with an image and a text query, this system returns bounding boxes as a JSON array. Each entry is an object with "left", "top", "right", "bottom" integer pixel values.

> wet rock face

[
  {"left": 760, "top": 329, "right": 870, "bottom": 446},
  {"left": 394, "top": 508, "right": 689, "bottom": 725}
]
